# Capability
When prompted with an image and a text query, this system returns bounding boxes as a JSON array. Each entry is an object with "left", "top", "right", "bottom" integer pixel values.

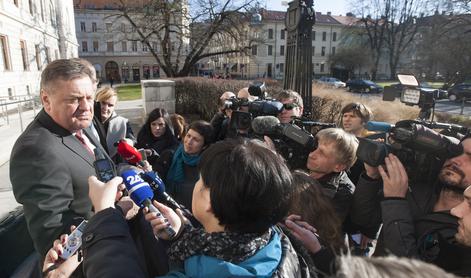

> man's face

[
  {"left": 42, "top": 76, "right": 94, "bottom": 133},
  {"left": 278, "top": 98, "right": 302, "bottom": 124},
  {"left": 306, "top": 139, "right": 344, "bottom": 178},
  {"left": 342, "top": 111, "right": 364, "bottom": 136},
  {"left": 451, "top": 186, "right": 471, "bottom": 247},
  {"left": 439, "top": 138, "right": 471, "bottom": 190}
]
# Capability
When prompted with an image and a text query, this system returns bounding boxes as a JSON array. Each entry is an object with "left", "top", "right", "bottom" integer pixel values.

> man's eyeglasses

[{"left": 283, "top": 103, "right": 299, "bottom": 110}]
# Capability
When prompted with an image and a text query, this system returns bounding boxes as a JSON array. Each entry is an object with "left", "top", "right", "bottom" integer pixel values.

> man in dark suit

[{"left": 10, "top": 58, "right": 105, "bottom": 258}]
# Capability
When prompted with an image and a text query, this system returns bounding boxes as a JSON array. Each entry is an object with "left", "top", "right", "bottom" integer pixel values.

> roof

[
  {"left": 260, "top": 9, "right": 342, "bottom": 25},
  {"left": 331, "top": 15, "right": 360, "bottom": 26}
]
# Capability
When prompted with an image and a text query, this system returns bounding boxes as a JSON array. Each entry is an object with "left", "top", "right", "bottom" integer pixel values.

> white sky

[{"left": 266, "top": 0, "right": 351, "bottom": 16}]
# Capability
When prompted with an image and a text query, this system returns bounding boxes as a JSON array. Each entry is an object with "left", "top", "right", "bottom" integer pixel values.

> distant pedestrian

[{"left": 110, "top": 76, "right": 114, "bottom": 87}]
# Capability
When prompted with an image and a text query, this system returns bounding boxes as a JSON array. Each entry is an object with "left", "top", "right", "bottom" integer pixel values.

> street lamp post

[{"left": 283, "top": 0, "right": 315, "bottom": 115}]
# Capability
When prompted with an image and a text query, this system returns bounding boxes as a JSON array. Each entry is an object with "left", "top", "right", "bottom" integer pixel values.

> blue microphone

[
  {"left": 366, "top": 121, "right": 394, "bottom": 133},
  {"left": 121, "top": 169, "right": 176, "bottom": 238},
  {"left": 139, "top": 171, "right": 194, "bottom": 219}
]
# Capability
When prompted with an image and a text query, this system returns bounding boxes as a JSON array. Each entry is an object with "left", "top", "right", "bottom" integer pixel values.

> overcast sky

[{"left": 266, "top": 0, "right": 351, "bottom": 16}]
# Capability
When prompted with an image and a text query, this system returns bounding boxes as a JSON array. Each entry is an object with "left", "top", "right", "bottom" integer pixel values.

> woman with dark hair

[
  {"left": 165, "top": 120, "right": 213, "bottom": 210},
  {"left": 136, "top": 108, "right": 179, "bottom": 175}
]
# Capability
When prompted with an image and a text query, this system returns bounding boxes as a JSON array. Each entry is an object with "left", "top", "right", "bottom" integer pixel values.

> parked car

[
  {"left": 447, "top": 83, "right": 471, "bottom": 101},
  {"left": 384, "top": 82, "right": 448, "bottom": 99},
  {"left": 317, "top": 77, "right": 346, "bottom": 88},
  {"left": 346, "top": 79, "right": 383, "bottom": 93}
]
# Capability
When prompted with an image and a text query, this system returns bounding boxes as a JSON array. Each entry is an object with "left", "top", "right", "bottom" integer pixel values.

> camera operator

[
  {"left": 354, "top": 137, "right": 471, "bottom": 275},
  {"left": 306, "top": 128, "right": 358, "bottom": 223},
  {"left": 210, "top": 91, "right": 236, "bottom": 141},
  {"left": 277, "top": 90, "right": 304, "bottom": 124}
]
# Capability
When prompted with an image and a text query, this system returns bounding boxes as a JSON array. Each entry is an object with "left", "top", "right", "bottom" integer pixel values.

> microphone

[
  {"left": 139, "top": 171, "right": 194, "bottom": 219},
  {"left": 121, "top": 169, "right": 176, "bottom": 238},
  {"left": 116, "top": 139, "right": 145, "bottom": 167},
  {"left": 252, "top": 116, "right": 317, "bottom": 151},
  {"left": 366, "top": 121, "right": 394, "bottom": 133},
  {"left": 251, "top": 116, "right": 280, "bottom": 135}
]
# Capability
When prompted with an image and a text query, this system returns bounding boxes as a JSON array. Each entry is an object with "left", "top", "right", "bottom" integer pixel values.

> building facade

[
  {"left": 0, "top": 0, "right": 78, "bottom": 98},
  {"left": 197, "top": 9, "right": 346, "bottom": 80},
  {"left": 74, "top": 0, "right": 189, "bottom": 83}
]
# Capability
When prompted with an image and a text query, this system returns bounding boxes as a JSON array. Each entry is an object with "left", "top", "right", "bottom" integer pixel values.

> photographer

[
  {"left": 210, "top": 91, "right": 235, "bottom": 141},
  {"left": 355, "top": 137, "right": 471, "bottom": 275},
  {"left": 277, "top": 90, "right": 304, "bottom": 124},
  {"left": 306, "top": 128, "right": 358, "bottom": 223}
]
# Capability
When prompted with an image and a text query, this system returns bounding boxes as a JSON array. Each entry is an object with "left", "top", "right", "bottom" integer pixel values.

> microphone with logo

[{"left": 121, "top": 169, "right": 176, "bottom": 238}]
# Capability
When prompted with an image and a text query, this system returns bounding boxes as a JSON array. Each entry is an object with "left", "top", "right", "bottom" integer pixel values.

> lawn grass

[{"left": 116, "top": 84, "right": 142, "bottom": 100}]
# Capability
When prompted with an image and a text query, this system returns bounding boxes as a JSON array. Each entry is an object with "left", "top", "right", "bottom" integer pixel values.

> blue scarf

[{"left": 167, "top": 144, "right": 200, "bottom": 185}]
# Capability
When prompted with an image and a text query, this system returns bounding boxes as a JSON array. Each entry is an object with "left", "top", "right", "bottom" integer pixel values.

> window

[
  {"left": 80, "top": 22, "right": 86, "bottom": 32},
  {"left": 279, "top": 63, "right": 284, "bottom": 73},
  {"left": 312, "top": 31, "right": 316, "bottom": 40},
  {"left": 121, "top": 23, "right": 126, "bottom": 33},
  {"left": 312, "top": 46, "right": 315, "bottom": 56},
  {"left": 268, "top": 29, "right": 273, "bottom": 39},
  {"left": 122, "top": 41, "right": 127, "bottom": 52},
  {"left": 92, "top": 22, "right": 97, "bottom": 32},
  {"left": 82, "top": 41, "right": 88, "bottom": 52},
  {"left": 106, "top": 23, "right": 112, "bottom": 32},
  {"left": 320, "top": 63, "right": 325, "bottom": 72},
  {"left": 333, "top": 32, "right": 337, "bottom": 41},
  {"left": 93, "top": 41, "right": 98, "bottom": 52},
  {"left": 54, "top": 49, "right": 58, "bottom": 60},
  {"left": 280, "top": 45, "right": 284, "bottom": 56},
  {"left": 251, "top": 45, "right": 257, "bottom": 55},
  {"left": 132, "top": 41, "right": 137, "bottom": 52},
  {"left": 45, "top": 47, "right": 51, "bottom": 63},
  {"left": 35, "top": 44, "right": 41, "bottom": 70},
  {"left": 143, "top": 43, "right": 148, "bottom": 52},
  {"left": 281, "top": 29, "right": 285, "bottom": 40},
  {"left": 29, "top": 0, "right": 34, "bottom": 15},
  {"left": 322, "top": 32, "right": 327, "bottom": 41},
  {"left": 20, "top": 40, "right": 29, "bottom": 71},
  {"left": 152, "top": 42, "right": 158, "bottom": 52},
  {"left": 107, "top": 41, "right": 114, "bottom": 52},
  {"left": 321, "top": 46, "right": 325, "bottom": 56},
  {"left": 268, "top": 45, "right": 273, "bottom": 56},
  {"left": 332, "top": 46, "right": 336, "bottom": 55},
  {"left": 0, "top": 35, "right": 12, "bottom": 70}
]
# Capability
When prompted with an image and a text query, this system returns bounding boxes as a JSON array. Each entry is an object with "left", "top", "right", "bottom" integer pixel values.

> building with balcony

[{"left": 0, "top": 0, "right": 78, "bottom": 98}]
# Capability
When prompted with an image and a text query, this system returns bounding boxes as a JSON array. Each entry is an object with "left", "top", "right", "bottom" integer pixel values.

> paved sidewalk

[{"left": 0, "top": 99, "right": 144, "bottom": 219}]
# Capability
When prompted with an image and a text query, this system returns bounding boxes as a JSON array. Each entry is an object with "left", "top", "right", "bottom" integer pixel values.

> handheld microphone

[
  {"left": 116, "top": 140, "right": 145, "bottom": 167},
  {"left": 139, "top": 171, "right": 194, "bottom": 219},
  {"left": 121, "top": 169, "right": 176, "bottom": 238},
  {"left": 366, "top": 121, "right": 394, "bottom": 133}
]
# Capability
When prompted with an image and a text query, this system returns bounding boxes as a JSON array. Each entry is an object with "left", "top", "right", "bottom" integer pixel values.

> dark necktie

[{"left": 75, "top": 130, "right": 95, "bottom": 157}]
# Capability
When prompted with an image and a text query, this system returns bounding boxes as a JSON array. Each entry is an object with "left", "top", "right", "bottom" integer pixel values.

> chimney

[
  {"left": 327, "top": 11, "right": 331, "bottom": 16},
  {"left": 346, "top": 12, "right": 354, "bottom": 17}
]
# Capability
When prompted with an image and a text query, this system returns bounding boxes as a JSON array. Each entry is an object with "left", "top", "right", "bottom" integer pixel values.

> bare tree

[
  {"left": 110, "top": 0, "right": 260, "bottom": 77},
  {"left": 349, "top": 0, "right": 390, "bottom": 80},
  {"left": 384, "top": 0, "right": 421, "bottom": 79},
  {"left": 328, "top": 46, "right": 372, "bottom": 78}
]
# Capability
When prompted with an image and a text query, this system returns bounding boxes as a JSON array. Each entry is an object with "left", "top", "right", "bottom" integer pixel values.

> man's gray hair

[
  {"left": 316, "top": 128, "right": 358, "bottom": 169},
  {"left": 277, "top": 89, "right": 303, "bottom": 108},
  {"left": 336, "top": 254, "right": 458, "bottom": 278},
  {"left": 40, "top": 59, "right": 93, "bottom": 92}
]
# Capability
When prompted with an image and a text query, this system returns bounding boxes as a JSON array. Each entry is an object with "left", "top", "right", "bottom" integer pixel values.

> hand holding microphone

[{"left": 121, "top": 169, "right": 177, "bottom": 238}]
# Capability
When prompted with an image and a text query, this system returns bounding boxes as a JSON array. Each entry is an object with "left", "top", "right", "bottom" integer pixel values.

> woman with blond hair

[{"left": 92, "top": 87, "right": 135, "bottom": 162}]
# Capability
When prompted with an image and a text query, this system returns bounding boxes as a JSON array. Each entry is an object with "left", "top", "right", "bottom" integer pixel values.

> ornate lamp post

[{"left": 283, "top": 0, "right": 315, "bottom": 115}]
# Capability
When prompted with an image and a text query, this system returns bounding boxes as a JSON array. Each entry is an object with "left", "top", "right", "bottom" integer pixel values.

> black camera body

[{"left": 357, "top": 120, "right": 463, "bottom": 183}]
